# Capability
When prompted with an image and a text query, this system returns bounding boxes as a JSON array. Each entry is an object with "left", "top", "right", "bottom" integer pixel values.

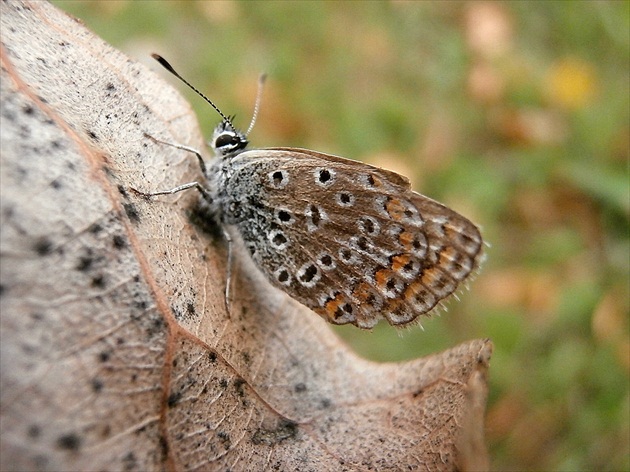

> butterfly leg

[
  {"left": 143, "top": 132, "right": 208, "bottom": 176},
  {"left": 131, "top": 181, "right": 212, "bottom": 204},
  {"left": 223, "top": 227, "right": 234, "bottom": 316},
  {"left": 132, "top": 133, "right": 213, "bottom": 203}
]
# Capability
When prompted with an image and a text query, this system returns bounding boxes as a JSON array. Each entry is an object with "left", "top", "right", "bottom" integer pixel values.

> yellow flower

[{"left": 547, "top": 58, "right": 597, "bottom": 109}]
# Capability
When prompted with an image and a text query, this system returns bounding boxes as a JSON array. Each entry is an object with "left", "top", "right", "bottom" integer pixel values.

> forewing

[{"left": 227, "top": 148, "right": 483, "bottom": 328}]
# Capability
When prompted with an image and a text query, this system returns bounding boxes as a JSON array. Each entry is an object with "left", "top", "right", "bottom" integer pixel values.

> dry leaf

[{"left": 0, "top": 2, "right": 492, "bottom": 471}]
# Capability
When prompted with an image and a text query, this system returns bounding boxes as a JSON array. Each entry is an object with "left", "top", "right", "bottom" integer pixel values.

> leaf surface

[{"left": 0, "top": 2, "right": 492, "bottom": 470}]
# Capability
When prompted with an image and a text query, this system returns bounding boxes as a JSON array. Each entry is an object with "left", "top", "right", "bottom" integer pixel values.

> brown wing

[{"left": 227, "top": 148, "right": 483, "bottom": 328}]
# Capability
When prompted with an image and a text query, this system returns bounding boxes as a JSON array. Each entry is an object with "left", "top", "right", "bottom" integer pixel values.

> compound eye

[{"left": 215, "top": 133, "right": 238, "bottom": 148}]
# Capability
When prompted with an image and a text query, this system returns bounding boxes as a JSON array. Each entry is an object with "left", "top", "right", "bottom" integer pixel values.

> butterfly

[{"left": 137, "top": 54, "right": 484, "bottom": 329}]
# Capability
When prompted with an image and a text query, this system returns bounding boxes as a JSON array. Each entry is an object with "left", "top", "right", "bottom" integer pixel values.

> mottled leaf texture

[{"left": 0, "top": 2, "right": 492, "bottom": 471}]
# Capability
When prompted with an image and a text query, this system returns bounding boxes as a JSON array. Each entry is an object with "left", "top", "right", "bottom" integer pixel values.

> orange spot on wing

[
  {"left": 385, "top": 197, "right": 406, "bottom": 221},
  {"left": 353, "top": 282, "right": 371, "bottom": 302},
  {"left": 321, "top": 293, "right": 346, "bottom": 321},
  {"left": 375, "top": 269, "right": 393, "bottom": 288},
  {"left": 421, "top": 267, "right": 441, "bottom": 286},
  {"left": 440, "top": 246, "right": 457, "bottom": 259},
  {"left": 391, "top": 254, "right": 411, "bottom": 272},
  {"left": 399, "top": 231, "right": 414, "bottom": 250},
  {"left": 403, "top": 279, "right": 426, "bottom": 300}
]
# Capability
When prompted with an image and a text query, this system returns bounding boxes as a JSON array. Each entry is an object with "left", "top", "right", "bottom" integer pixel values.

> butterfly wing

[{"left": 223, "top": 148, "right": 483, "bottom": 328}]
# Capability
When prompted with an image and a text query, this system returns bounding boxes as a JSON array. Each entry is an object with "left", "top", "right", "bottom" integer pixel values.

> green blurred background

[{"left": 53, "top": 1, "right": 629, "bottom": 470}]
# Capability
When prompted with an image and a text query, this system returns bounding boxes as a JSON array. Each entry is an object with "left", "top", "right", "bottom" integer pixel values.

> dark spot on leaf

[
  {"left": 91, "top": 274, "right": 106, "bottom": 288},
  {"left": 159, "top": 434, "right": 169, "bottom": 457},
  {"left": 148, "top": 315, "right": 165, "bottom": 339},
  {"left": 56, "top": 433, "right": 81, "bottom": 451},
  {"left": 167, "top": 391, "right": 182, "bottom": 408},
  {"left": 186, "top": 302, "right": 195, "bottom": 317},
  {"left": 33, "top": 455, "right": 47, "bottom": 469},
  {"left": 217, "top": 431, "right": 231, "bottom": 449},
  {"left": 98, "top": 351, "right": 111, "bottom": 363},
  {"left": 112, "top": 234, "right": 126, "bottom": 249},
  {"left": 123, "top": 452, "right": 137, "bottom": 471},
  {"left": 86, "top": 130, "right": 98, "bottom": 141},
  {"left": 21, "top": 343, "right": 35, "bottom": 355},
  {"left": 252, "top": 419, "right": 298, "bottom": 445},
  {"left": 91, "top": 378, "right": 104, "bottom": 393},
  {"left": 123, "top": 203, "right": 140, "bottom": 223},
  {"left": 76, "top": 256, "right": 93, "bottom": 272},
  {"left": 241, "top": 351, "right": 251, "bottom": 365},
  {"left": 33, "top": 237, "right": 52, "bottom": 256},
  {"left": 89, "top": 223, "right": 102, "bottom": 234},
  {"left": 117, "top": 185, "right": 129, "bottom": 199},
  {"left": 208, "top": 351, "right": 217, "bottom": 363},
  {"left": 28, "top": 424, "right": 41, "bottom": 439},
  {"left": 294, "top": 383, "right": 307, "bottom": 393},
  {"left": 19, "top": 124, "right": 30, "bottom": 139},
  {"left": 233, "top": 378, "right": 246, "bottom": 397},
  {"left": 134, "top": 299, "right": 148, "bottom": 311}
]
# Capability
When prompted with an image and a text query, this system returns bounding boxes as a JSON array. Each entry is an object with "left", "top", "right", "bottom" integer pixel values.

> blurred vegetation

[{"left": 54, "top": 1, "right": 629, "bottom": 470}]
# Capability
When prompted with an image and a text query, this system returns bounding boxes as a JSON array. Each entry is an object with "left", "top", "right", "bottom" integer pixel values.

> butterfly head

[
  {"left": 211, "top": 119, "right": 249, "bottom": 157},
  {"left": 150, "top": 54, "right": 266, "bottom": 158}
]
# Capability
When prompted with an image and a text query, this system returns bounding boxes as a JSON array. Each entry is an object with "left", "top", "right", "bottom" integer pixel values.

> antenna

[
  {"left": 245, "top": 73, "right": 267, "bottom": 136},
  {"left": 151, "top": 54, "right": 234, "bottom": 129}
]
